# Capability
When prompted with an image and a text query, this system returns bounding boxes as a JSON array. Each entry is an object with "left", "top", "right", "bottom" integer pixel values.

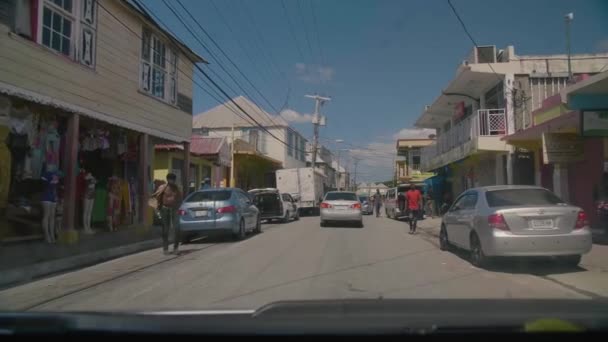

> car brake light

[
  {"left": 177, "top": 209, "right": 187, "bottom": 216},
  {"left": 217, "top": 205, "right": 236, "bottom": 214},
  {"left": 488, "top": 213, "right": 509, "bottom": 231},
  {"left": 351, "top": 203, "right": 361, "bottom": 209},
  {"left": 320, "top": 202, "right": 332, "bottom": 209},
  {"left": 575, "top": 211, "right": 589, "bottom": 229}
]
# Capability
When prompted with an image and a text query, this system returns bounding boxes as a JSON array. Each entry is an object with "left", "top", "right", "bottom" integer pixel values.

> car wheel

[
  {"left": 294, "top": 210, "right": 300, "bottom": 221},
  {"left": 320, "top": 220, "right": 327, "bottom": 227},
  {"left": 357, "top": 220, "right": 364, "bottom": 228},
  {"left": 469, "top": 233, "right": 488, "bottom": 268},
  {"left": 254, "top": 215, "right": 262, "bottom": 234},
  {"left": 233, "top": 219, "right": 246, "bottom": 241},
  {"left": 560, "top": 255, "right": 582, "bottom": 267},
  {"left": 181, "top": 235, "right": 192, "bottom": 244},
  {"left": 282, "top": 210, "right": 290, "bottom": 223},
  {"left": 439, "top": 225, "right": 450, "bottom": 251}
]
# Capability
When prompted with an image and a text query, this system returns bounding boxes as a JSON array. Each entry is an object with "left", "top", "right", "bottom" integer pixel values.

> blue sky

[{"left": 142, "top": 0, "right": 608, "bottom": 181}]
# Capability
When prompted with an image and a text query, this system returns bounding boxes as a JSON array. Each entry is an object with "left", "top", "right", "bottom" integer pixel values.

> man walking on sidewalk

[
  {"left": 374, "top": 189, "right": 382, "bottom": 217},
  {"left": 153, "top": 173, "right": 183, "bottom": 255},
  {"left": 406, "top": 183, "right": 422, "bottom": 234}
]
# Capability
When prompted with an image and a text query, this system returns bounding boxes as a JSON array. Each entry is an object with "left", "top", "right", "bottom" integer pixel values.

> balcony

[{"left": 421, "top": 109, "right": 509, "bottom": 171}]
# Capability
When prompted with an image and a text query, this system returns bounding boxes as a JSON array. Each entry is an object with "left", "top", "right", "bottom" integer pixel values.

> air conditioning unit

[{"left": 475, "top": 45, "right": 497, "bottom": 64}]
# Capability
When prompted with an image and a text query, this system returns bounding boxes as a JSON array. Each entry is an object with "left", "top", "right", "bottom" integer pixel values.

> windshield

[
  {"left": 325, "top": 193, "right": 358, "bottom": 201},
  {"left": 486, "top": 189, "right": 565, "bottom": 207},
  {"left": 1, "top": 0, "right": 606, "bottom": 326}
]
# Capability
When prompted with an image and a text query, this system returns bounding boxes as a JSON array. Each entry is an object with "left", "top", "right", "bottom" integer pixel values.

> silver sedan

[
  {"left": 320, "top": 191, "right": 363, "bottom": 227},
  {"left": 440, "top": 185, "right": 592, "bottom": 267}
]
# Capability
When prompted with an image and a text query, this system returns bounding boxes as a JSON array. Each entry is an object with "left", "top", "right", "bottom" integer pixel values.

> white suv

[{"left": 249, "top": 188, "right": 299, "bottom": 223}]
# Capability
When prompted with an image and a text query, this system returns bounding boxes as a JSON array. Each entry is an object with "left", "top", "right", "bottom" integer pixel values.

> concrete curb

[{"left": 1, "top": 238, "right": 163, "bottom": 289}]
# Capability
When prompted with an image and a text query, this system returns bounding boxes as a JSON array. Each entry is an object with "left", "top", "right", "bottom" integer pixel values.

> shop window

[
  {"left": 141, "top": 29, "right": 177, "bottom": 104},
  {"left": 13, "top": 0, "right": 97, "bottom": 67}
]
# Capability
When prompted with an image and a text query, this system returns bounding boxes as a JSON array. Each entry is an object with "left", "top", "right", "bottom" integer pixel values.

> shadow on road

[
  {"left": 322, "top": 222, "right": 363, "bottom": 229},
  {"left": 445, "top": 247, "right": 586, "bottom": 276}
]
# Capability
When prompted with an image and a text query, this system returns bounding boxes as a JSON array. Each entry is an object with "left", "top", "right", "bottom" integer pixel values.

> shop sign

[
  {"left": 581, "top": 111, "right": 608, "bottom": 137},
  {"left": 541, "top": 133, "right": 584, "bottom": 164}
]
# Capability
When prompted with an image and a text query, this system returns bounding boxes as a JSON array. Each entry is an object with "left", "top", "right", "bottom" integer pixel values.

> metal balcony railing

[{"left": 420, "top": 108, "right": 506, "bottom": 169}]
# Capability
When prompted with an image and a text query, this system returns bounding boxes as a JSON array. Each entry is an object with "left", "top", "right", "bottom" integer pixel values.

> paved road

[{"left": 1, "top": 215, "right": 607, "bottom": 311}]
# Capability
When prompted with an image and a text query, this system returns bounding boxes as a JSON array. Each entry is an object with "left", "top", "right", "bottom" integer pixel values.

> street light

[
  {"left": 565, "top": 12, "right": 574, "bottom": 83},
  {"left": 334, "top": 139, "right": 345, "bottom": 191}
]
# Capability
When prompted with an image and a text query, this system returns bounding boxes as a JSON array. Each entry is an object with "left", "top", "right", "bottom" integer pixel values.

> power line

[
  {"left": 208, "top": 0, "right": 274, "bottom": 85},
  {"left": 309, "top": 0, "right": 326, "bottom": 68},
  {"left": 446, "top": 0, "right": 528, "bottom": 108},
  {"left": 297, "top": 0, "right": 316, "bottom": 64},
  {"left": 100, "top": 0, "right": 306, "bottom": 153},
  {"left": 175, "top": 0, "right": 283, "bottom": 116},
  {"left": 97, "top": 1, "right": 259, "bottom": 129},
  {"left": 145, "top": 0, "right": 284, "bottom": 129},
  {"left": 160, "top": 0, "right": 275, "bottom": 123},
  {"left": 280, "top": 0, "right": 306, "bottom": 63}
]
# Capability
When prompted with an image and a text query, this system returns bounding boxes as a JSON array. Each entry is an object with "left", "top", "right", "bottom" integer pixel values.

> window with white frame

[
  {"left": 37, "top": 0, "right": 97, "bottom": 67},
  {"left": 141, "top": 30, "right": 177, "bottom": 104}
]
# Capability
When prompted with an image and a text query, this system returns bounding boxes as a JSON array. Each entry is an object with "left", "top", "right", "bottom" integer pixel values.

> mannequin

[
  {"left": 82, "top": 173, "right": 96, "bottom": 234},
  {"left": 41, "top": 171, "right": 59, "bottom": 243}
]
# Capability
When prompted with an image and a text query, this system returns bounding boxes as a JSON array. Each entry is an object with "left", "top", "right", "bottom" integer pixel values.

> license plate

[
  {"left": 335, "top": 205, "right": 347, "bottom": 210},
  {"left": 531, "top": 219, "right": 553, "bottom": 229},
  {"left": 194, "top": 210, "right": 208, "bottom": 217}
]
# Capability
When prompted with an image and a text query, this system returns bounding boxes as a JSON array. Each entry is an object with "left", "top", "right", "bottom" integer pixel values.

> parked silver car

[
  {"left": 440, "top": 185, "right": 592, "bottom": 267},
  {"left": 320, "top": 191, "right": 363, "bottom": 227},
  {"left": 179, "top": 188, "right": 261, "bottom": 242}
]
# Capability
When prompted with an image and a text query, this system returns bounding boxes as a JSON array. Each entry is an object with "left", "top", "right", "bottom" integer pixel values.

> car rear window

[
  {"left": 186, "top": 190, "right": 232, "bottom": 202},
  {"left": 325, "top": 192, "right": 358, "bottom": 201},
  {"left": 485, "top": 189, "right": 564, "bottom": 208},
  {"left": 255, "top": 193, "right": 280, "bottom": 202}
]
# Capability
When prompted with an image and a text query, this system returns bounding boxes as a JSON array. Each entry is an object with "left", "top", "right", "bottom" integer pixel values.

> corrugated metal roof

[
  {"left": 192, "top": 96, "right": 289, "bottom": 129},
  {"left": 156, "top": 136, "right": 226, "bottom": 155}
]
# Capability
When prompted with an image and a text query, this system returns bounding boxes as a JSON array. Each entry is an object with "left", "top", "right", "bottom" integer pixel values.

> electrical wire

[
  {"left": 280, "top": 0, "right": 306, "bottom": 63},
  {"left": 100, "top": 0, "right": 307, "bottom": 153},
  {"left": 297, "top": 0, "right": 316, "bottom": 64}
]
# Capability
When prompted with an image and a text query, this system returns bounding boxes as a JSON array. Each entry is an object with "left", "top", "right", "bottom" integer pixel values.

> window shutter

[
  {"left": 82, "top": 0, "right": 95, "bottom": 25},
  {"left": 141, "top": 63, "right": 151, "bottom": 91},
  {"left": 80, "top": 27, "right": 94, "bottom": 66}
]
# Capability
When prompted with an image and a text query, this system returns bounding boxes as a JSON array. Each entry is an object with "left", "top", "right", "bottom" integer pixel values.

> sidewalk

[{"left": 0, "top": 225, "right": 163, "bottom": 289}]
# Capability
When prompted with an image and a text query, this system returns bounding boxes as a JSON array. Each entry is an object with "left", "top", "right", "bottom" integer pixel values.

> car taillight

[
  {"left": 488, "top": 213, "right": 509, "bottom": 231},
  {"left": 351, "top": 203, "right": 361, "bottom": 209},
  {"left": 320, "top": 202, "right": 332, "bottom": 209},
  {"left": 217, "top": 205, "right": 236, "bottom": 214},
  {"left": 575, "top": 210, "right": 589, "bottom": 229},
  {"left": 177, "top": 209, "right": 187, "bottom": 216}
]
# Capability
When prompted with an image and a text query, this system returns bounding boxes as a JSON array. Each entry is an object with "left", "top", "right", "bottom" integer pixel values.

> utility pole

[
  {"left": 353, "top": 157, "right": 360, "bottom": 192},
  {"left": 230, "top": 124, "right": 235, "bottom": 187},
  {"left": 565, "top": 12, "right": 574, "bottom": 83},
  {"left": 305, "top": 94, "right": 331, "bottom": 170}
]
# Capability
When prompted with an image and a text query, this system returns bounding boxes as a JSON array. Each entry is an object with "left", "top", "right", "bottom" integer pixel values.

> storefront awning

[
  {"left": 502, "top": 110, "right": 580, "bottom": 142},
  {"left": 415, "top": 66, "right": 502, "bottom": 128},
  {"left": 562, "top": 71, "right": 608, "bottom": 110}
]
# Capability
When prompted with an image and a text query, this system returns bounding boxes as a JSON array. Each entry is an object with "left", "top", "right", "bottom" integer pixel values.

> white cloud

[
  {"left": 392, "top": 128, "right": 436, "bottom": 140},
  {"left": 595, "top": 39, "right": 608, "bottom": 52},
  {"left": 280, "top": 109, "right": 313, "bottom": 123},
  {"left": 295, "top": 63, "right": 335, "bottom": 83}
]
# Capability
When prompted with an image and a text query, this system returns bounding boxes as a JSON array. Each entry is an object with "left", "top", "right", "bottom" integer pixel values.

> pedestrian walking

[
  {"left": 374, "top": 189, "right": 382, "bottom": 217},
  {"left": 406, "top": 183, "right": 422, "bottom": 234},
  {"left": 152, "top": 173, "right": 183, "bottom": 255}
]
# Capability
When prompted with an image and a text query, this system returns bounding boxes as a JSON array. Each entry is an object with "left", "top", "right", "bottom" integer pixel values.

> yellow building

[{"left": 395, "top": 138, "right": 435, "bottom": 183}]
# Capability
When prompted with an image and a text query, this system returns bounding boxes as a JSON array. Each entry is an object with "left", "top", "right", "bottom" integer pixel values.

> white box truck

[{"left": 276, "top": 168, "right": 325, "bottom": 215}]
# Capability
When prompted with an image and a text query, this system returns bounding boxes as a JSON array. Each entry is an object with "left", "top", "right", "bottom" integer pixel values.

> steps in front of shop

[{"left": 0, "top": 226, "right": 163, "bottom": 289}]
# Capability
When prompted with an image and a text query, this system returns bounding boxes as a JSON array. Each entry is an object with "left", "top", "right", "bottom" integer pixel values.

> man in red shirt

[{"left": 405, "top": 183, "right": 422, "bottom": 234}]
